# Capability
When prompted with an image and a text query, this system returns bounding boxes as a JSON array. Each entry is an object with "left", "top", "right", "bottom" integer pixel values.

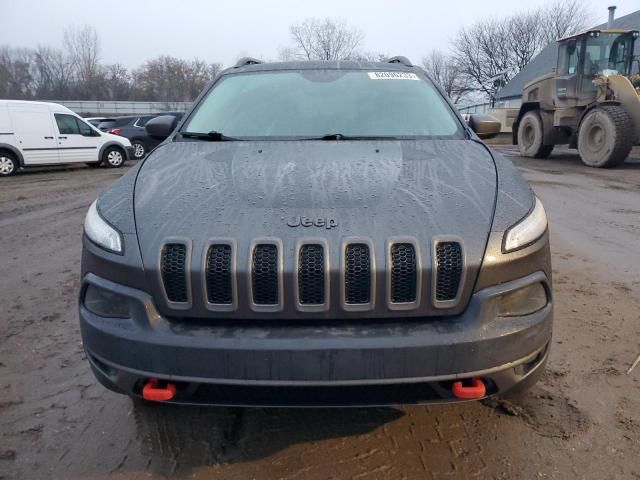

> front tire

[
  {"left": 577, "top": 105, "right": 634, "bottom": 168},
  {"left": 517, "top": 111, "right": 554, "bottom": 158},
  {"left": 131, "top": 141, "right": 146, "bottom": 159},
  {"left": 0, "top": 151, "right": 18, "bottom": 177},
  {"left": 102, "top": 146, "right": 125, "bottom": 168}
]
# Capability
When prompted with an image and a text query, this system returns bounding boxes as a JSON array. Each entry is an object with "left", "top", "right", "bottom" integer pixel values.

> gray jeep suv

[{"left": 79, "top": 57, "right": 552, "bottom": 406}]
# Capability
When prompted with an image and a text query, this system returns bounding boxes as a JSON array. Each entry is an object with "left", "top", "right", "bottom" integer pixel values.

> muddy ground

[{"left": 1, "top": 146, "right": 639, "bottom": 480}]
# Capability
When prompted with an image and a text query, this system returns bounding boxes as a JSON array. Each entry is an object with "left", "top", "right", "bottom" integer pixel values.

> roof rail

[
  {"left": 233, "top": 57, "right": 263, "bottom": 68},
  {"left": 385, "top": 56, "right": 413, "bottom": 67}
]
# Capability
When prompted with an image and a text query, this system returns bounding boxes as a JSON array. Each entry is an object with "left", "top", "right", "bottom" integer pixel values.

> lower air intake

[
  {"left": 161, "top": 244, "right": 188, "bottom": 303},
  {"left": 345, "top": 243, "right": 371, "bottom": 304},
  {"left": 435, "top": 242, "right": 463, "bottom": 302},
  {"left": 252, "top": 244, "right": 279, "bottom": 305}
]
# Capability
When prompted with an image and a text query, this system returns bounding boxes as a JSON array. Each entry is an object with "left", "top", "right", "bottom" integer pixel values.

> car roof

[{"left": 223, "top": 59, "right": 418, "bottom": 76}]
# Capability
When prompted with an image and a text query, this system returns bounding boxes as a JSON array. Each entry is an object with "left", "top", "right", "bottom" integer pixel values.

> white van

[{"left": 0, "top": 100, "right": 134, "bottom": 177}]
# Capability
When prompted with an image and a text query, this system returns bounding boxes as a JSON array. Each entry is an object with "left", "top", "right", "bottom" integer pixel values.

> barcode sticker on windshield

[{"left": 367, "top": 72, "right": 419, "bottom": 80}]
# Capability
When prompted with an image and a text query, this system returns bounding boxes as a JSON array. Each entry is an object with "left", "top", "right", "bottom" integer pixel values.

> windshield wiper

[
  {"left": 180, "top": 131, "right": 240, "bottom": 141},
  {"left": 316, "top": 134, "right": 400, "bottom": 141}
]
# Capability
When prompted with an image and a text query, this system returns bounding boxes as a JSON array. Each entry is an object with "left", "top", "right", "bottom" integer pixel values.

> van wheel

[
  {"left": 102, "top": 146, "right": 125, "bottom": 168},
  {"left": 0, "top": 151, "right": 18, "bottom": 176}
]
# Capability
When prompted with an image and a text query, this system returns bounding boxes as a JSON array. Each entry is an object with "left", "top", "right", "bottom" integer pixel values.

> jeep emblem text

[{"left": 287, "top": 216, "right": 338, "bottom": 229}]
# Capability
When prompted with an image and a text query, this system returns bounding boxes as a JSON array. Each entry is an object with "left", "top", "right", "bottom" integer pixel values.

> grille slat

[
  {"left": 345, "top": 244, "right": 371, "bottom": 305},
  {"left": 390, "top": 243, "right": 417, "bottom": 303},
  {"left": 435, "top": 242, "right": 463, "bottom": 302},
  {"left": 298, "top": 244, "right": 325, "bottom": 305},
  {"left": 205, "top": 244, "right": 232, "bottom": 305},
  {"left": 252, "top": 244, "right": 279, "bottom": 305},
  {"left": 161, "top": 244, "right": 188, "bottom": 303}
]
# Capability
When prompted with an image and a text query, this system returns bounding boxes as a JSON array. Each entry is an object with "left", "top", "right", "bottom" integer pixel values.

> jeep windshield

[{"left": 181, "top": 69, "right": 465, "bottom": 140}]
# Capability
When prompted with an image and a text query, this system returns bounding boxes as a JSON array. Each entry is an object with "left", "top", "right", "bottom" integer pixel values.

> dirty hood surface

[{"left": 134, "top": 139, "right": 497, "bottom": 319}]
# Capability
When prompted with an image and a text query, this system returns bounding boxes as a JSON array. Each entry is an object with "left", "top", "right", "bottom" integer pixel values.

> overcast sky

[{"left": 1, "top": 0, "right": 637, "bottom": 68}]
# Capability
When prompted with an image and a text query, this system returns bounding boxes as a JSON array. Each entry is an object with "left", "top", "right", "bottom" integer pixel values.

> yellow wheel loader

[{"left": 513, "top": 29, "right": 640, "bottom": 168}]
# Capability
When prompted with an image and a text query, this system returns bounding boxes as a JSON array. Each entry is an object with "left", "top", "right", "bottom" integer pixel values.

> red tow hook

[
  {"left": 452, "top": 377, "right": 486, "bottom": 400},
  {"left": 142, "top": 378, "right": 177, "bottom": 402}
]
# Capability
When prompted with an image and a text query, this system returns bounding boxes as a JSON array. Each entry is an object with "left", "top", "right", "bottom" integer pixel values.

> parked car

[
  {"left": 0, "top": 100, "right": 134, "bottom": 176},
  {"left": 85, "top": 117, "right": 115, "bottom": 128},
  {"left": 96, "top": 118, "right": 118, "bottom": 132},
  {"left": 80, "top": 57, "right": 552, "bottom": 407},
  {"left": 102, "top": 112, "right": 185, "bottom": 159}
]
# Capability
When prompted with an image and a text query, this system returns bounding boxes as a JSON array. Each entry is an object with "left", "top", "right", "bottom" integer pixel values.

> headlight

[
  {"left": 84, "top": 200, "right": 123, "bottom": 253},
  {"left": 503, "top": 197, "right": 547, "bottom": 252},
  {"left": 496, "top": 282, "right": 547, "bottom": 317},
  {"left": 84, "top": 284, "right": 130, "bottom": 318}
]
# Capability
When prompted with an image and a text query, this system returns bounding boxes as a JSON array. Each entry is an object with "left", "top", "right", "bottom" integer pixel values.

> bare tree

[
  {"left": 350, "top": 51, "right": 389, "bottom": 62},
  {"left": 134, "top": 56, "right": 222, "bottom": 102},
  {"left": 422, "top": 50, "right": 470, "bottom": 104},
  {"left": 103, "top": 63, "right": 132, "bottom": 100},
  {"left": 452, "top": 0, "right": 593, "bottom": 97},
  {"left": 31, "top": 46, "right": 75, "bottom": 99},
  {"left": 540, "top": 0, "right": 594, "bottom": 44},
  {"left": 509, "top": 11, "right": 545, "bottom": 71},
  {"left": 286, "top": 18, "right": 364, "bottom": 61},
  {"left": 0, "top": 47, "right": 35, "bottom": 99},
  {"left": 63, "top": 25, "right": 103, "bottom": 98},
  {"left": 453, "top": 19, "right": 514, "bottom": 97}
]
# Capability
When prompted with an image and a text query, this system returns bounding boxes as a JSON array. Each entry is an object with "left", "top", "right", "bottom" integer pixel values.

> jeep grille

[
  {"left": 435, "top": 241, "right": 463, "bottom": 302},
  {"left": 252, "top": 244, "right": 279, "bottom": 305},
  {"left": 161, "top": 243, "right": 188, "bottom": 303},
  {"left": 390, "top": 243, "right": 417, "bottom": 303},
  {"left": 298, "top": 244, "right": 325, "bottom": 305},
  {"left": 344, "top": 243, "right": 372, "bottom": 305},
  {"left": 158, "top": 239, "right": 466, "bottom": 315},
  {"left": 205, "top": 244, "right": 233, "bottom": 305}
]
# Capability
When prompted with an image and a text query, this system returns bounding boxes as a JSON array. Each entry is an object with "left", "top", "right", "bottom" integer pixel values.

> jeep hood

[{"left": 134, "top": 140, "right": 497, "bottom": 319}]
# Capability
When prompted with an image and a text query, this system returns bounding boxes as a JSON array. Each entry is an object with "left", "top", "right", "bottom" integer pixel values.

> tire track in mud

[
  {"left": 0, "top": 169, "right": 125, "bottom": 224},
  {"left": 133, "top": 403, "right": 245, "bottom": 473}
]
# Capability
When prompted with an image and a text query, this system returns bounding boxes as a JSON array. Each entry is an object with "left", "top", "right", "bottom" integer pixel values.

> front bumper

[{"left": 79, "top": 272, "right": 552, "bottom": 406}]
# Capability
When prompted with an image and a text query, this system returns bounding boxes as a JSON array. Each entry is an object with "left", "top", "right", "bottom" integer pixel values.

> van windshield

[{"left": 183, "top": 69, "right": 464, "bottom": 140}]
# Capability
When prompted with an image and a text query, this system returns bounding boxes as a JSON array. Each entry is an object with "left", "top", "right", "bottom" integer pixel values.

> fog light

[
  {"left": 84, "top": 284, "right": 131, "bottom": 318},
  {"left": 496, "top": 283, "right": 547, "bottom": 317}
]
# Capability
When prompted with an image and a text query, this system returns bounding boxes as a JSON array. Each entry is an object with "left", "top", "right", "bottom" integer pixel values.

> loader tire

[
  {"left": 517, "top": 111, "right": 554, "bottom": 158},
  {"left": 577, "top": 105, "right": 634, "bottom": 168}
]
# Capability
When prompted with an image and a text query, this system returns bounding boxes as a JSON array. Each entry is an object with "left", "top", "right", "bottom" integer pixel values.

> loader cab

[{"left": 555, "top": 30, "right": 638, "bottom": 105}]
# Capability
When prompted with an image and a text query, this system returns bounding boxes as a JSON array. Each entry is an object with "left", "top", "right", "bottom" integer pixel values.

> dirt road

[{"left": 1, "top": 147, "right": 639, "bottom": 480}]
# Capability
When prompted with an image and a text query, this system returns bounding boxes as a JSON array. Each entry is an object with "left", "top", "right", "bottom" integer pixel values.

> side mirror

[
  {"left": 145, "top": 115, "right": 178, "bottom": 139},
  {"left": 465, "top": 114, "right": 501, "bottom": 140}
]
